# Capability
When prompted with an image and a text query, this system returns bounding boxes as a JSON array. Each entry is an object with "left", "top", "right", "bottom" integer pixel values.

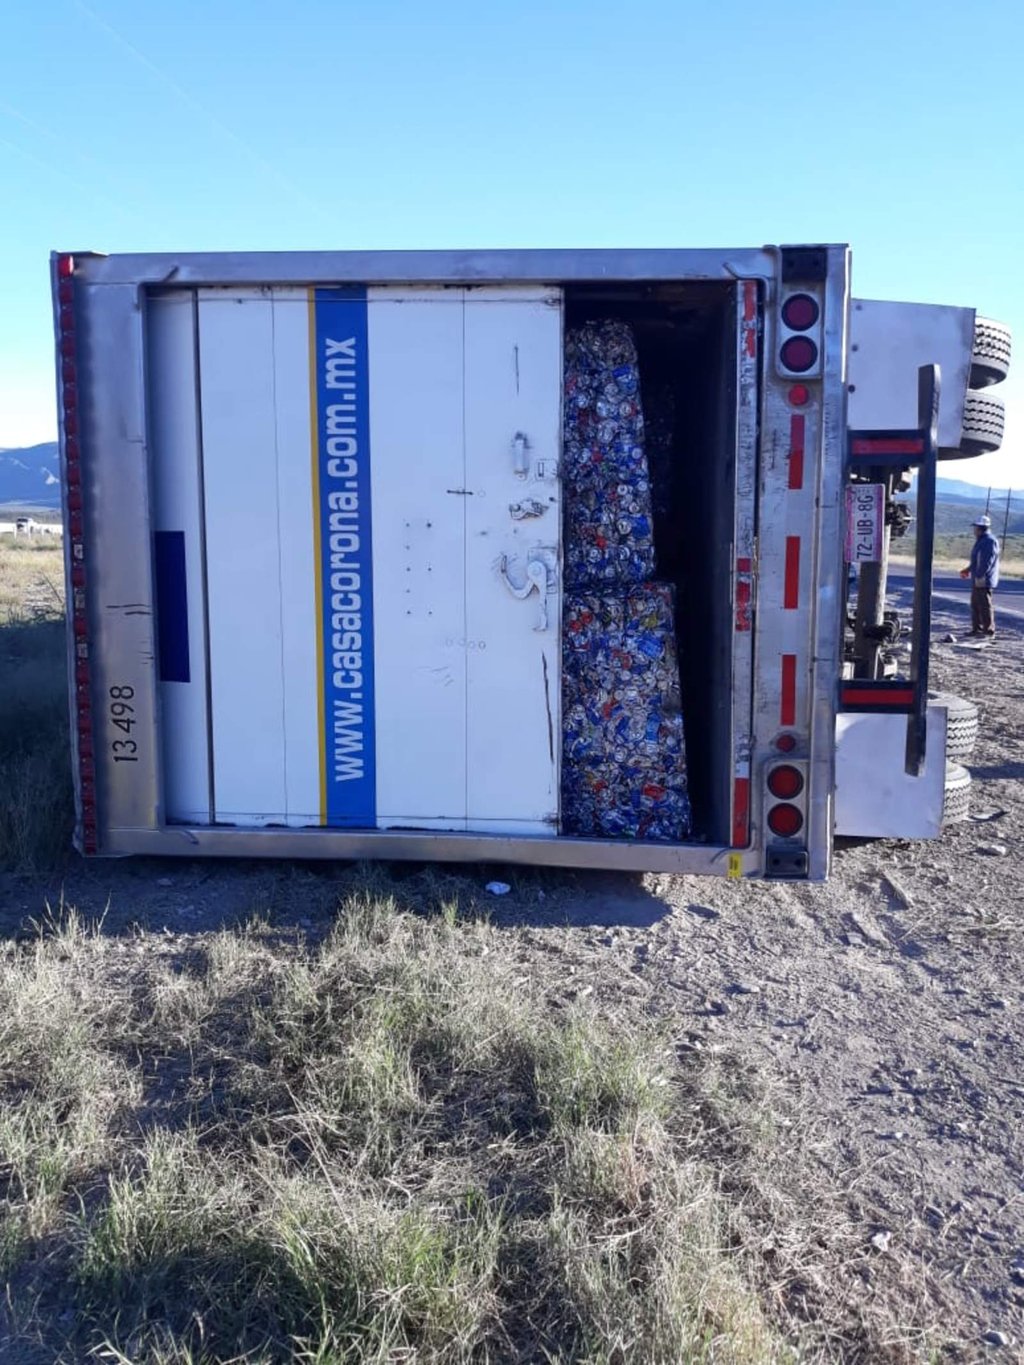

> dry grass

[
  {"left": 0, "top": 539, "right": 947, "bottom": 1362},
  {"left": 0, "top": 538, "right": 73, "bottom": 873},
  {"left": 0, "top": 889, "right": 810, "bottom": 1364},
  {"left": 891, "top": 531, "right": 1024, "bottom": 578}
]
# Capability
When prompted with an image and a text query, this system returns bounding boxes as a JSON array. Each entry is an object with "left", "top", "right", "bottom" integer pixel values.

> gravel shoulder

[{"left": 2, "top": 582, "right": 1021, "bottom": 1359}]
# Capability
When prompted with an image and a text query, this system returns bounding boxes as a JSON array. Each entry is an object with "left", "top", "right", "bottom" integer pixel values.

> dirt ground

[{"left": 1, "top": 580, "right": 1021, "bottom": 1361}]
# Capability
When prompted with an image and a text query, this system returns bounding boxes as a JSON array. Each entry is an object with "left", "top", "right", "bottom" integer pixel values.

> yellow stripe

[{"left": 308, "top": 288, "right": 327, "bottom": 824}]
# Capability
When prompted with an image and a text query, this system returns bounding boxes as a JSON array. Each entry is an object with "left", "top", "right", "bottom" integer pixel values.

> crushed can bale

[
  {"left": 562, "top": 585, "right": 691, "bottom": 841},
  {"left": 563, "top": 320, "right": 656, "bottom": 588}
]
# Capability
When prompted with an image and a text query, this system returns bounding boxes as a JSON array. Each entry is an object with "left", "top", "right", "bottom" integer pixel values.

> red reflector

[
  {"left": 62, "top": 358, "right": 77, "bottom": 384},
  {"left": 57, "top": 254, "right": 75, "bottom": 278},
  {"left": 63, "top": 381, "right": 78, "bottom": 406},
  {"left": 79, "top": 734, "right": 94, "bottom": 759},
  {"left": 77, "top": 709, "right": 93, "bottom": 735},
  {"left": 842, "top": 686, "right": 915, "bottom": 707},
  {"left": 780, "top": 337, "right": 818, "bottom": 373},
  {"left": 849, "top": 437, "right": 924, "bottom": 457},
  {"left": 64, "top": 410, "right": 79, "bottom": 436},
  {"left": 788, "top": 384, "right": 810, "bottom": 407},
  {"left": 767, "top": 765, "right": 804, "bottom": 799},
  {"left": 58, "top": 279, "right": 74, "bottom": 305},
  {"left": 66, "top": 461, "right": 82, "bottom": 490},
  {"left": 66, "top": 435, "right": 81, "bottom": 459},
  {"left": 59, "top": 305, "right": 75, "bottom": 331},
  {"left": 68, "top": 487, "right": 83, "bottom": 512},
  {"left": 69, "top": 510, "right": 83, "bottom": 536},
  {"left": 72, "top": 562, "right": 86, "bottom": 588},
  {"left": 781, "top": 293, "right": 820, "bottom": 331},
  {"left": 73, "top": 616, "right": 88, "bottom": 639},
  {"left": 75, "top": 661, "right": 90, "bottom": 685},
  {"left": 60, "top": 335, "right": 76, "bottom": 358},
  {"left": 768, "top": 803, "right": 803, "bottom": 838},
  {"left": 775, "top": 733, "right": 797, "bottom": 753}
]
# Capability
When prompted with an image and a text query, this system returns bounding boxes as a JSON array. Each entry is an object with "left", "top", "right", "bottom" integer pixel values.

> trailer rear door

[{"left": 149, "top": 285, "right": 562, "bottom": 834}]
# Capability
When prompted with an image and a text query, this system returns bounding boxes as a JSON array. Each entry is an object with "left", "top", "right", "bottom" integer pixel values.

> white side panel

[
  {"left": 464, "top": 290, "right": 562, "bottom": 832},
  {"left": 834, "top": 704, "right": 947, "bottom": 837},
  {"left": 847, "top": 299, "right": 974, "bottom": 448},
  {"left": 272, "top": 296, "right": 320, "bottom": 824},
  {"left": 199, "top": 293, "right": 287, "bottom": 824},
  {"left": 148, "top": 292, "right": 211, "bottom": 823},
  {"left": 368, "top": 290, "right": 468, "bottom": 829}
]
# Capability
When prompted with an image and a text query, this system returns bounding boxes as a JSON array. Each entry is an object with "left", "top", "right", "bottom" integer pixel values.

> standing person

[{"left": 959, "top": 514, "right": 1001, "bottom": 638}]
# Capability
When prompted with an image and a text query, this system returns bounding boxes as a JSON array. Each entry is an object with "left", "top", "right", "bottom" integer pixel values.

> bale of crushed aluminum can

[
  {"left": 562, "top": 585, "right": 691, "bottom": 840},
  {"left": 563, "top": 320, "right": 656, "bottom": 587}
]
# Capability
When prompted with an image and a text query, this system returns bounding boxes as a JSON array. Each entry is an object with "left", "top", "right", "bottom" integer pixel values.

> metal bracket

[
  {"left": 765, "top": 847, "right": 809, "bottom": 878},
  {"left": 843, "top": 365, "right": 939, "bottom": 776}
]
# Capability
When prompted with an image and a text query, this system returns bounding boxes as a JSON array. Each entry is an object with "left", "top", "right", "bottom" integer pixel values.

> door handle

[{"left": 512, "top": 432, "right": 530, "bottom": 479}]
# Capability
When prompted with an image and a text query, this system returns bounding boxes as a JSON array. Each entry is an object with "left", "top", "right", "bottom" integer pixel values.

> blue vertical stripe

[
  {"left": 313, "top": 287, "right": 376, "bottom": 826},
  {"left": 154, "top": 531, "right": 190, "bottom": 683}
]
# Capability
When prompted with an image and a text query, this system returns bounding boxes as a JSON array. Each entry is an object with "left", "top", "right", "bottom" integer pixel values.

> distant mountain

[
  {"left": 0, "top": 442, "right": 61, "bottom": 509},
  {"left": 908, "top": 477, "right": 1024, "bottom": 535},
  {"left": 935, "top": 476, "right": 1021, "bottom": 504}
]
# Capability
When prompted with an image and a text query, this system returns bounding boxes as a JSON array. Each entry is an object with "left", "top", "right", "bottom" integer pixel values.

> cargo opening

[{"left": 562, "top": 283, "right": 741, "bottom": 846}]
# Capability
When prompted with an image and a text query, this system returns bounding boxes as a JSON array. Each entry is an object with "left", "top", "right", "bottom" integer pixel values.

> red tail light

[
  {"left": 781, "top": 294, "right": 820, "bottom": 331},
  {"left": 780, "top": 337, "right": 818, "bottom": 373},
  {"left": 767, "top": 764, "right": 804, "bottom": 799},
  {"left": 768, "top": 803, "right": 804, "bottom": 837}
]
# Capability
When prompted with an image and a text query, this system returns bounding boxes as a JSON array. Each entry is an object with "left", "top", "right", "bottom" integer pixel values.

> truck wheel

[
  {"left": 938, "top": 390, "right": 1005, "bottom": 460},
  {"left": 943, "top": 762, "right": 972, "bottom": 825},
  {"left": 928, "top": 691, "right": 979, "bottom": 762},
  {"left": 970, "top": 317, "right": 1012, "bottom": 389}
]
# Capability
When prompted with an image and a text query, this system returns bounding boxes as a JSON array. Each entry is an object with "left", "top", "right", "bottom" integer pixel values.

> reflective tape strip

[
  {"left": 735, "top": 557, "right": 752, "bottom": 631},
  {"left": 780, "top": 653, "right": 797, "bottom": 726},
  {"left": 732, "top": 776, "right": 750, "bottom": 847},
  {"left": 788, "top": 414, "right": 805, "bottom": 490},
  {"left": 784, "top": 537, "right": 800, "bottom": 609}
]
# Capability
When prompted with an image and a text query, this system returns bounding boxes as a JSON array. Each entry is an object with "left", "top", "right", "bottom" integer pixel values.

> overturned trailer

[{"left": 51, "top": 245, "right": 1009, "bottom": 878}]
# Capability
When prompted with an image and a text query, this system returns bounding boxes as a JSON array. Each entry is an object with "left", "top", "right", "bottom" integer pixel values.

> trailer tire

[
  {"left": 929, "top": 691, "right": 979, "bottom": 762},
  {"left": 943, "top": 762, "right": 972, "bottom": 825},
  {"left": 938, "top": 390, "right": 1005, "bottom": 460},
  {"left": 970, "top": 317, "right": 1012, "bottom": 389}
]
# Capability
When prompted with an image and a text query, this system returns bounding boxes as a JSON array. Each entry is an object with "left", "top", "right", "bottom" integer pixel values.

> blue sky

[{"left": 2, "top": 0, "right": 1021, "bottom": 488}]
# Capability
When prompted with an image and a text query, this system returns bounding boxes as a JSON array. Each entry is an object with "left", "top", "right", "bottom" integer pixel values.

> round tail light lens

[
  {"left": 767, "top": 764, "right": 804, "bottom": 799},
  {"left": 768, "top": 803, "right": 804, "bottom": 838},
  {"left": 780, "top": 337, "right": 818, "bottom": 373},
  {"left": 781, "top": 293, "right": 820, "bottom": 331}
]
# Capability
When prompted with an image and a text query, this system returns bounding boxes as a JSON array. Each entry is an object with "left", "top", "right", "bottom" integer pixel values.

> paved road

[{"left": 888, "top": 570, "right": 1024, "bottom": 628}]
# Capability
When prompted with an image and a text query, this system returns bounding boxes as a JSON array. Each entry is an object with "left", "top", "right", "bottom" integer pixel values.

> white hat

[{"left": 973, "top": 515, "right": 992, "bottom": 528}]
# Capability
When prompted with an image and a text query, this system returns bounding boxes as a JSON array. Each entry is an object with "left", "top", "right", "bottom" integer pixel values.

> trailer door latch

[{"left": 498, "top": 553, "right": 553, "bottom": 631}]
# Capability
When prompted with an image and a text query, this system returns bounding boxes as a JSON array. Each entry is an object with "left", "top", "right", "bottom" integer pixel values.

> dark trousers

[{"left": 971, "top": 584, "right": 994, "bottom": 634}]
